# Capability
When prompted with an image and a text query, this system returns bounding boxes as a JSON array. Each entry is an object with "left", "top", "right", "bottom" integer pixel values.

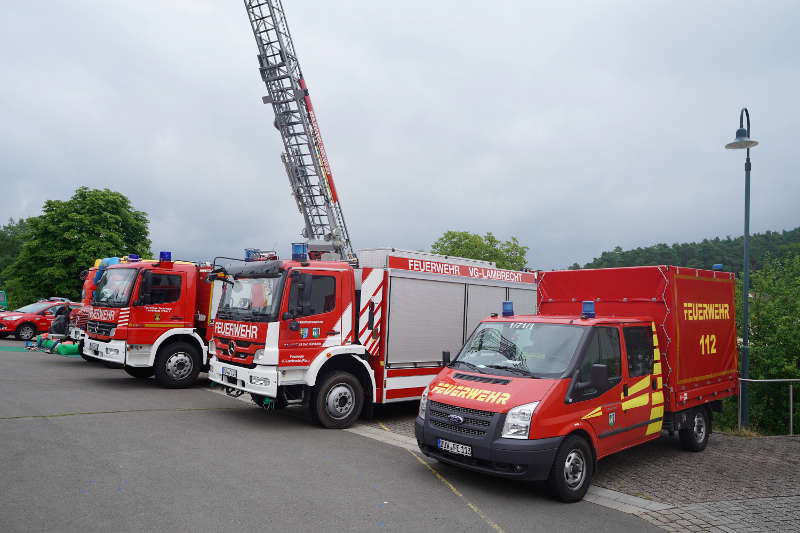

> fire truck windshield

[
  {"left": 92, "top": 268, "right": 138, "bottom": 308},
  {"left": 454, "top": 322, "right": 585, "bottom": 379},
  {"left": 217, "top": 275, "right": 284, "bottom": 323}
]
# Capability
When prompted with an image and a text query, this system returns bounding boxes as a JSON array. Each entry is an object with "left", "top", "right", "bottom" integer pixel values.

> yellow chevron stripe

[
  {"left": 653, "top": 362, "right": 662, "bottom": 375},
  {"left": 622, "top": 393, "right": 649, "bottom": 410},
  {"left": 646, "top": 405, "right": 664, "bottom": 435},
  {"left": 627, "top": 376, "right": 651, "bottom": 397},
  {"left": 657, "top": 376, "right": 663, "bottom": 389},
  {"left": 651, "top": 390, "right": 664, "bottom": 405},
  {"left": 654, "top": 347, "right": 660, "bottom": 361},
  {"left": 652, "top": 334, "right": 659, "bottom": 346},
  {"left": 581, "top": 406, "right": 603, "bottom": 420}
]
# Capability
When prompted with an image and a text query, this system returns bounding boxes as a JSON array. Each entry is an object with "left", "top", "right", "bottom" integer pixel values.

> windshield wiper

[
  {"left": 448, "top": 360, "right": 486, "bottom": 374},
  {"left": 484, "top": 364, "right": 537, "bottom": 378}
]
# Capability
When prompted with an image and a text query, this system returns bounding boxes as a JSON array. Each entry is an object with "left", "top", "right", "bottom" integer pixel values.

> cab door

[
  {"left": 130, "top": 270, "right": 186, "bottom": 345},
  {"left": 572, "top": 326, "right": 626, "bottom": 457},
  {"left": 279, "top": 270, "right": 345, "bottom": 367},
  {"left": 618, "top": 323, "right": 662, "bottom": 446}
]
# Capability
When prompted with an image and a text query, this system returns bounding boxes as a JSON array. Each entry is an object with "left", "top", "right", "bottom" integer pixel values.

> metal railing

[{"left": 738, "top": 378, "right": 800, "bottom": 435}]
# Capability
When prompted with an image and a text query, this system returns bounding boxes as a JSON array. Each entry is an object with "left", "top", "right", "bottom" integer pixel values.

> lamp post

[{"left": 725, "top": 107, "right": 758, "bottom": 428}]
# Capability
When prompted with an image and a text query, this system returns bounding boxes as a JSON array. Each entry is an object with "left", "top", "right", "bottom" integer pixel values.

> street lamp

[{"left": 725, "top": 107, "right": 758, "bottom": 428}]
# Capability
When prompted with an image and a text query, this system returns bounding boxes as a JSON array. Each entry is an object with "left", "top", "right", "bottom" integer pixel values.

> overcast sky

[{"left": 2, "top": 1, "right": 798, "bottom": 269}]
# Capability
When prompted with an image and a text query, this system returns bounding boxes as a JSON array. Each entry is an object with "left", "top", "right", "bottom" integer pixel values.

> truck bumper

[
  {"left": 415, "top": 416, "right": 562, "bottom": 481},
  {"left": 68, "top": 327, "right": 85, "bottom": 342},
  {"left": 83, "top": 338, "right": 126, "bottom": 365},
  {"left": 208, "top": 357, "right": 279, "bottom": 399}
]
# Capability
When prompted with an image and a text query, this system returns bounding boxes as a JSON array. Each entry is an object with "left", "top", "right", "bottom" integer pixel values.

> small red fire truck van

[
  {"left": 208, "top": 249, "right": 536, "bottom": 428},
  {"left": 82, "top": 253, "right": 218, "bottom": 387},
  {"left": 415, "top": 266, "right": 738, "bottom": 502}
]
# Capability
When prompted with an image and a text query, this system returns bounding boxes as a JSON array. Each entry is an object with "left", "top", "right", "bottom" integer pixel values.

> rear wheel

[
  {"left": 154, "top": 341, "right": 201, "bottom": 388},
  {"left": 15, "top": 323, "right": 36, "bottom": 341},
  {"left": 679, "top": 407, "right": 710, "bottom": 452},
  {"left": 124, "top": 366, "right": 154, "bottom": 379},
  {"left": 547, "top": 434, "right": 593, "bottom": 503},
  {"left": 313, "top": 371, "right": 364, "bottom": 429}
]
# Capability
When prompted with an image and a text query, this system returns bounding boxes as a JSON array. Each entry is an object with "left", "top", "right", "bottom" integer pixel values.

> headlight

[
  {"left": 418, "top": 386, "right": 429, "bottom": 419},
  {"left": 207, "top": 340, "right": 216, "bottom": 355},
  {"left": 252, "top": 348, "right": 265, "bottom": 364},
  {"left": 501, "top": 401, "right": 540, "bottom": 439}
]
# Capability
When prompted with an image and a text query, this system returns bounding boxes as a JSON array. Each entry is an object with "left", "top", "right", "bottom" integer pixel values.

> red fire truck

[
  {"left": 82, "top": 253, "right": 218, "bottom": 387},
  {"left": 415, "top": 266, "right": 738, "bottom": 502},
  {"left": 208, "top": 249, "right": 535, "bottom": 427},
  {"left": 69, "top": 265, "right": 98, "bottom": 347}
]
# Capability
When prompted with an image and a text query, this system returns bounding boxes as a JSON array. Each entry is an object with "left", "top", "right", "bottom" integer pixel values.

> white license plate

[
  {"left": 89, "top": 342, "right": 99, "bottom": 351},
  {"left": 221, "top": 367, "right": 237, "bottom": 378},
  {"left": 437, "top": 439, "right": 472, "bottom": 457}
]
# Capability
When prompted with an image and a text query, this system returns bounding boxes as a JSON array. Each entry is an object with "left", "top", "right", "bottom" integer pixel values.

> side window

[
  {"left": 624, "top": 326, "right": 654, "bottom": 378},
  {"left": 289, "top": 275, "right": 336, "bottom": 317},
  {"left": 578, "top": 327, "right": 622, "bottom": 384},
  {"left": 147, "top": 274, "right": 182, "bottom": 305},
  {"left": 45, "top": 305, "right": 63, "bottom": 316}
]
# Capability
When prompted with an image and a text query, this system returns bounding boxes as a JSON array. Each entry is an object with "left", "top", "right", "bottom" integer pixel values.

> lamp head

[{"left": 725, "top": 127, "right": 758, "bottom": 150}]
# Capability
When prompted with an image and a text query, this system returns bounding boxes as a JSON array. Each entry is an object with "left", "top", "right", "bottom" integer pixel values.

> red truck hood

[{"left": 428, "top": 368, "right": 559, "bottom": 414}]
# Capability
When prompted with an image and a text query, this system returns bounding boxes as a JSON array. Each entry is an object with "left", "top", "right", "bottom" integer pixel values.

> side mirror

[
  {"left": 289, "top": 320, "right": 300, "bottom": 331},
  {"left": 590, "top": 364, "right": 609, "bottom": 392},
  {"left": 299, "top": 273, "right": 313, "bottom": 311},
  {"left": 442, "top": 351, "right": 451, "bottom": 365}
]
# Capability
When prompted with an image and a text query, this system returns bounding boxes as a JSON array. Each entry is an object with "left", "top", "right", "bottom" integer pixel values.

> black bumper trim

[{"left": 415, "top": 417, "right": 562, "bottom": 481}]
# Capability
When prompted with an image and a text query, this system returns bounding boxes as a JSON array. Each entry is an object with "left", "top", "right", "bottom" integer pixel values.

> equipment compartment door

[{"left": 619, "top": 323, "right": 664, "bottom": 445}]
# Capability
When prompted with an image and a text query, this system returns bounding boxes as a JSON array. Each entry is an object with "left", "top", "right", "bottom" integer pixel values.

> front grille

[
  {"left": 217, "top": 337, "right": 253, "bottom": 348},
  {"left": 430, "top": 419, "right": 487, "bottom": 437},
  {"left": 429, "top": 401, "right": 495, "bottom": 419},
  {"left": 87, "top": 320, "right": 114, "bottom": 336},
  {"left": 427, "top": 400, "right": 497, "bottom": 440},
  {"left": 453, "top": 373, "right": 510, "bottom": 385}
]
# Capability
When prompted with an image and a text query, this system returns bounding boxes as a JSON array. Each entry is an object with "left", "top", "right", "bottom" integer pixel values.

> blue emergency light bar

[
  {"left": 159, "top": 251, "right": 172, "bottom": 262},
  {"left": 244, "top": 248, "right": 259, "bottom": 262},
  {"left": 502, "top": 301, "right": 514, "bottom": 317},
  {"left": 712, "top": 264, "right": 724, "bottom": 271},
  {"left": 128, "top": 254, "right": 140, "bottom": 262},
  {"left": 581, "top": 300, "right": 596, "bottom": 319},
  {"left": 292, "top": 242, "right": 308, "bottom": 262}
]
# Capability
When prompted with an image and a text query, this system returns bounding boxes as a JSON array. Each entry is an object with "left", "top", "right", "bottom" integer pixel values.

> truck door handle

[
  {"left": 623, "top": 384, "right": 629, "bottom": 396},
  {"left": 171, "top": 316, "right": 184, "bottom": 320},
  {"left": 327, "top": 330, "right": 339, "bottom": 335},
  {"left": 652, "top": 378, "right": 658, "bottom": 390}
]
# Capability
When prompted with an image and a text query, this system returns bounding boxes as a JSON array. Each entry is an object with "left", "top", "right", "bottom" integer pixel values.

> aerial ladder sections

[{"left": 245, "top": 0, "right": 355, "bottom": 262}]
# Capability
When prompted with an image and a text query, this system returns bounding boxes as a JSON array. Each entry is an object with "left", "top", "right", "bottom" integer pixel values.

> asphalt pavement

[{"left": 0, "top": 338, "right": 657, "bottom": 532}]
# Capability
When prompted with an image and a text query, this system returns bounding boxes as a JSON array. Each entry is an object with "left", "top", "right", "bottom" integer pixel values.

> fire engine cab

[
  {"left": 82, "top": 253, "right": 218, "bottom": 387},
  {"left": 207, "top": 248, "right": 536, "bottom": 428},
  {"left": 415, "top": 266, "right": 738, "bottom": 502}
]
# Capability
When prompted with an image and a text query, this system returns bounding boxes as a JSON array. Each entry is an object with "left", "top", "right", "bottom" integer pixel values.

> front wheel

[
  {"left": 153, "top": 342, "right": 201, "bottom": 388},
  {"left": 124, "top": 366, "right": 154, "bottom": 379},
  {"left": 313, "top": 371, "right": 364, "bottom": 429},
  {"left": 679, "top": 407, "right": 710, "bottom": 452},
  {"left": 547, "top": 435, "right": 593, "bottom": 503},
  {"left": 15, "top": 323, "right": 36, "bottom": 341}
]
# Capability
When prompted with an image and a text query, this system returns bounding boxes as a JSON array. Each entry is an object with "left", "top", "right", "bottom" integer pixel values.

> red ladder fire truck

[
  {"left": 206, "top": 1, "right": 537, "bottom": 427},
  {"left": 81, "top": 254, "right": 219, "bottom": 387}
]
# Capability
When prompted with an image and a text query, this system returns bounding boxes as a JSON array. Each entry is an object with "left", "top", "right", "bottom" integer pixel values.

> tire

[
  {"left": 679, "top": 407, "right": 710, "bottom": 452},
  {"left": 15, "top": 323, "right": 36, "bottom": 341},
  {"left": 312, "top": 371, "right": 364, "bottom": 429},
  {"left": 153, "top": 341, "right": 201, "bottom": 388},
  {"left": 124, "top": 366, "right": 154, "bottom": 379},
  {"left": 547, "top": 434, "right": 593, "bottom": 503}
]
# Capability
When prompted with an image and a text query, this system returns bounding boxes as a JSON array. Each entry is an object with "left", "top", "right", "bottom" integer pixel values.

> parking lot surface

[{"left": 0, "top": 340, "right": 655, "bottom": 533}]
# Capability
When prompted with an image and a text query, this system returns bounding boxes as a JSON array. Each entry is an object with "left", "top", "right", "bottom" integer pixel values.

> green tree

[
  {"left": 431, "top": 231, "right": 529, "bottom": 270},
  {"left": 2, "top": 187, "right": 151, "bottom": 308},
  {"left": 0, "top": 218, "right": 30, "bottom": 284}
]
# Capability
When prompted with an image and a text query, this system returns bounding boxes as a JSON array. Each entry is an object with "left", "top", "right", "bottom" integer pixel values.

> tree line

[{"left": 0, "top": 187, "right": 151, "bottom": 309}]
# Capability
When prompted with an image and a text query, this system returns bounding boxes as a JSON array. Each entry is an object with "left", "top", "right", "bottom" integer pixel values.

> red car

[{"left": 0, "top": 299, "right": 81, "bottom": 340}]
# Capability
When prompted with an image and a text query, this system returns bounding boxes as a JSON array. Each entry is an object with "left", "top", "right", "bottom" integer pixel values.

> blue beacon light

[
  {"left": 581, "top": 300, "right": 596, "bottom": 319},
  {"left": 502, "top": 301, "right": 514, "bottom": 317},
  {"left": 159, "top": 251, "right": 172, "bottom": 262},
  {"left": 292, "top": 242, "right": 309, "bottom": 261},
  {"left": 128, "top": 254, "right": 140, "bottom": 262}
]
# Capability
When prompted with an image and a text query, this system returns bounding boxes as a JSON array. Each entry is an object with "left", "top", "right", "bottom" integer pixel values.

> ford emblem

[{"left": 447, "top": 414, "right": 465, "bottom": 425}]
